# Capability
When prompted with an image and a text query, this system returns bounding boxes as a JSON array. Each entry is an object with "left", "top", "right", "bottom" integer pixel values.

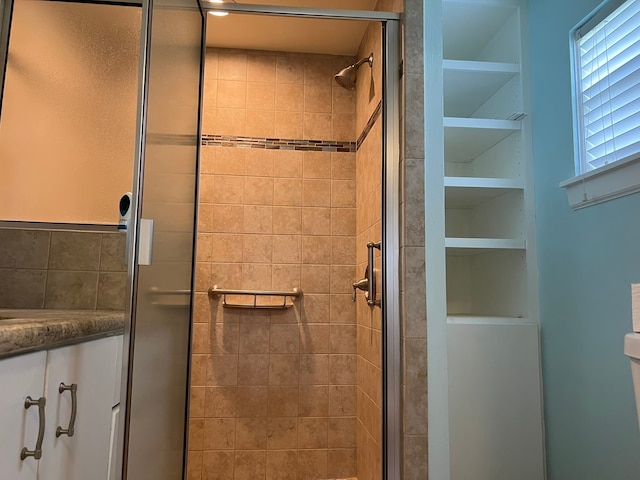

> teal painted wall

[{"left": 528, "top": 0, "right": 640, "bottom": 477}]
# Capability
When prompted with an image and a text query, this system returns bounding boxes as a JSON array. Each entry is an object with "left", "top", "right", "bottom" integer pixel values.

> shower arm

[{"left": 352, "top": 54, "right": 373, "bottom": 70}]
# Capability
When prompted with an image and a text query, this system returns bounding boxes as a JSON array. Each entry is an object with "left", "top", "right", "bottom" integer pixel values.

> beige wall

[
  {"left": 0, "top": 0, "right": 140, "bottom": 224},
  {"left": 189, "top": 49, "right": 360, "bottom": 480}
]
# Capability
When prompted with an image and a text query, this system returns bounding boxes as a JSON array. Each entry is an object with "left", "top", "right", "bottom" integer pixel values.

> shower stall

[{"left": 186, "top": 4, "right": 400, "bottom": 480}]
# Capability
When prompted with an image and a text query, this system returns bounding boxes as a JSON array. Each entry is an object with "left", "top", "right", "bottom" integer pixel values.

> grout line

[
  {"left": 41, "top": 231, "right": 53, "bottom": 308},
  {"left": 93, "top": 234, "right": 104, "bottom": 310}
]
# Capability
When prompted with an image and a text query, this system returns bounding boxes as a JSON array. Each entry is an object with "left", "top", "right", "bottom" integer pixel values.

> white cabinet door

[
  {"left": 0, "top": 351, "right": 47, "bottom": 480},
  {"left": 448, "top": 322, "right": 545, "bottom": 480},
  {"left": 39, "top": 337, "right": 118, "bottom": 480}
]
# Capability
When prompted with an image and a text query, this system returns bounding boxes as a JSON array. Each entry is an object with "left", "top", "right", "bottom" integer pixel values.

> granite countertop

[{"left": 0, "top": 310, "right": 125, "bottom": 359}]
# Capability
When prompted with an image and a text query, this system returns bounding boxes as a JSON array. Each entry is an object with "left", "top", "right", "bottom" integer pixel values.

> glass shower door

[{"left": 120, "top": 0, "right": 203, "bottom": 478}]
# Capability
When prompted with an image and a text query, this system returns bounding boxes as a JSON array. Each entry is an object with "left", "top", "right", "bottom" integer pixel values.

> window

[{"left": 562, "top": 0, "right": 640, "bottom": 209}]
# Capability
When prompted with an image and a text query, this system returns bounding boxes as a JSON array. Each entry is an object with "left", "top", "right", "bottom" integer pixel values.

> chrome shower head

[{"left": 334, "top": 53, "right": 373, "bottom": 90}]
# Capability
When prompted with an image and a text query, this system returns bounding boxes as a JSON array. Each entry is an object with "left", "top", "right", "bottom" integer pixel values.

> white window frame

[{"left": 562, "top": 0, "right": 640, "bottom": 210}]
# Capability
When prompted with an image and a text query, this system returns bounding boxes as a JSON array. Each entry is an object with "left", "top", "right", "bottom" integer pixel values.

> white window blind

[{"left": 575, "top": 0, "right": 640, "bottom": 172}]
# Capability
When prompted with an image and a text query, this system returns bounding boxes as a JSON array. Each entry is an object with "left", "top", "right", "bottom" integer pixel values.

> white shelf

[
  {"left": 444, "top": 59, "right": 520, "bottom": 74},
  {"left": 445, "top": 237, "right": 525, "bottom": 255},
  {"left": 444, "top": 117, "right": 521, "bottom": 163},
  {"left": 444, "top": 60, "right": 519, "bottom": 118},
  {"left": 444, "top": 117, "right": 520, "bottom": 130},
  {"left": 445, "top": 177, "right": 523, "bottom": 208},
  {"left": 444, "top": 176, "right": 523, "bottom": 188},
  {"left": 447, "top": 315, "right": 533, "bottom": 326}
]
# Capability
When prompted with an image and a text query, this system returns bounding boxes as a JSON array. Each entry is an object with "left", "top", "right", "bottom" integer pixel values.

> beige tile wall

[
  {"left": 188, "top": 49, "right": 361, "bottom": 480},
  {"left": 354, "top": 20, "right": 384, "bottom": 480},
  {"left": 201, "top": 49, "right": 356, "bottom": 142},
  {"left": 354, "top": 120, "right": 383, "bottom": 480}
]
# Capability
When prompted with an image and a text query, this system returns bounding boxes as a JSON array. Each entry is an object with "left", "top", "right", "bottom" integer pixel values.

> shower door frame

[
  {"left": 199, "top": 3, "right": 402, "bottom": 479},
  {"left": 0, "top": 0, "right": 12, "bottom": 112}
]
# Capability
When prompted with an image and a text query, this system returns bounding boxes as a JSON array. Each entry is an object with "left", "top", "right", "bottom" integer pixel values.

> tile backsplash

[{"left": 0, "top": 227, "right": 127, "bottom": 310}]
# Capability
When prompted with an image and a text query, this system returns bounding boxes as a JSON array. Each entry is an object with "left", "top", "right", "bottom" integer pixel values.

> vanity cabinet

[
  {"left": 39, "top": 337, "right": 119, "bottom": 480},
  {"left": 0, "top": 336, "right": 120, "bottom": 480},
  {"left": 0, "top": 351, "right": 47, "bottom": 480}
]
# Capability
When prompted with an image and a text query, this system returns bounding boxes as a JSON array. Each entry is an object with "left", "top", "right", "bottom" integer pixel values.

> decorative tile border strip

[
  {"left": 356, "top": 100, "right": 382, "bottom": 149},
  {"left": 201, "top": 135, "right": 356, "bottom": 152},
  {"left": 200, "top": 101, "right": 381, "bottom": 153}
]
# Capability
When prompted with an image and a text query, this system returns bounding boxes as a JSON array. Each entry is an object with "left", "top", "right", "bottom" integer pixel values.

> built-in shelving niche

[
  {"left": 445, "top": 180, "right": 524, "bottom": 240},
  {"left": 442, "top": 0, "right": 527, "bottom": 320},
  {"left": 439, "top": 1, "right": 545, "bottom": 477},
  {"left": 446, "top": 249, "right": 527, "bottom": 319},
  {"left": 443, "top": 1, "right": 521, "bottom": 64},
  {"left": 444, "top": 129, "right": 522, "bottom": 179},
  {"left": 444, "top": 60, "right": 521, "bottom": 119}
]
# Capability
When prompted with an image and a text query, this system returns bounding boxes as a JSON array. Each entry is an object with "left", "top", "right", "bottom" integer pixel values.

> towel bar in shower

[{"left": 208, "top": 285, "right": 302, "bottom": 309}]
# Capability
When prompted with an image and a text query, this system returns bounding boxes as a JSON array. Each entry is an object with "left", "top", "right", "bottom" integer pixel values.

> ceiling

[{"left": 204, "top": 0, "right": 378, "bottom": 56}]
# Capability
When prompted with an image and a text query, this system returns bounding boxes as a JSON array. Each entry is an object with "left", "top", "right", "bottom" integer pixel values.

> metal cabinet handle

[
  {"left": 367, "top": 241, "right": 381, "bottom": 307},
  {"left": 21, "top": 396, "right": 46, "bottom": 460},
  {"left": 56, "top": 383, "right": 78, "bottom": 437}
]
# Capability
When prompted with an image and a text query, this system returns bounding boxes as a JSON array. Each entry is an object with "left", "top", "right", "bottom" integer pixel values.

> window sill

[{"left": 559, "top": 155, "right": 640, "bottom": 210}]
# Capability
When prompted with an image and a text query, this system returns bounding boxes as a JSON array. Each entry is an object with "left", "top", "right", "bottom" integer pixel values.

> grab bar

[{"left": 208, "top": 285, "right": 302, "bottom": 309}]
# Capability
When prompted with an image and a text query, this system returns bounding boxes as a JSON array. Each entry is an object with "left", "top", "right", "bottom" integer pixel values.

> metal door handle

[
  {"left": 56, "top": 383, "right": 78, "bottom": 437},
  {"left": 352, "top": 241, "right": 381, "bottom": 306},
  {"left": 21, "top": 396, "right": 46, "bottom": 460},
  {"left": 367, "top": 241, "right": 381, "bottom": 306}
]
